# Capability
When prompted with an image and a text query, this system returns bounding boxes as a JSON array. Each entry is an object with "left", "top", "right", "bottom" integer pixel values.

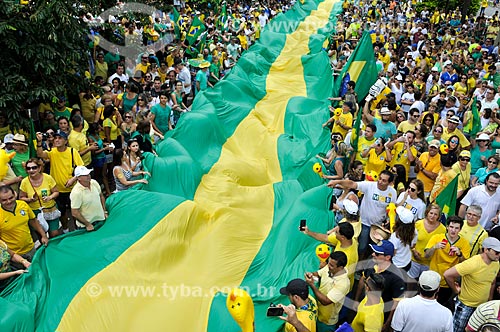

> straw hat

[
  {"left": 12, "top": 133, "right": 28, "bottom": 146},
  {"left": 369, "top": 225, "right": 391, "bottom": 244}
]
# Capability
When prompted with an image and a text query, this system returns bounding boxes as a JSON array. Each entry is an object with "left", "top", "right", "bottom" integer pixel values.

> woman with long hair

[
  {"left": 472, "top": 155, "right": 500, "bottom": 186},
  {"left": 408, "top": 204, "right": 446, "bottom": 279},
  {"left": 57, "top": 116, "right": 71, "bottom": 136},
  {"left": 120, "top": 111, "right": 137, "bottom": 145},
  {"left": 127, "top": 139, "right": 143, "bottom": 180},
  {"left": 170, "top": 80, "right": 188, "bottom": 127},
  {"left": 392, "top": 164, "right": 407, "bottom": 195},
  {"left": 446, "top": 134, "right": 460, "bottom": 164},
  {"left": 427, "top": 124, "right": 445, "bottom": 144},
  {"left": 11, "top": 134, "right": 30, "bottom": 178},
  {"left": 389, "top": 207, "right": 417, "bottom": 271},
  {"left": 19, "top": 158, "right": 61, "bottom": 238},
  {"left": 323, "top": 142, "right": 348, "bottom": 180},
  {"left": 396, "top": 179, "right": 426, "bottom": 221},
  {"left": 102, "top": 105, "right": 123, "bottom": 148},
  {"left": 132, "top": 93, "right": 150, "bottom": 124},
  {"left": 112, "top": 149, "right": 149, "bottom": 192},
  {"left": 413, "top": 124, "right": 429, "bottom": 156},
  {"left": 421, "top": 113, "right": 435, "bottom": 134}
]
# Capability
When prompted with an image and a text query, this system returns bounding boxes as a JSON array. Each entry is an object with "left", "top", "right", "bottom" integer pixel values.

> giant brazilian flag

[{"left": 0, "top": 0, "right": 343, "bottom": 330}]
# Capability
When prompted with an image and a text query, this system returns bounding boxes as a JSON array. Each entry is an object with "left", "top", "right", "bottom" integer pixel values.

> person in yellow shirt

[
  {"left": 442, "top": 116, "right": 471, "bottom": 149},
  {"left": 424, "top": 216, "right": 470, "bottom": 308},
  {"left": 415, "top": 140, "right": 441, "bottom": 198},
  {"left": 305, "top": 252, "right": 350, "bottom": 331},
  {"left": 0, "top": 186, "right": 48, "bottom": 261},
  {"left": 379, "top": 48, "right": 390, "bottom": 72},
  {"left": 68, "top": 115, "right": 98, "bottom": 167},
  {"left": 460, "top": 206, "right": 489, "bottom": 258},
  {"left": 452, "top": 150, "right": 472, "bottom": 200},
  {"left": 323, "top": 102, "right": 354, "bottom": 139},
  {"left": 387, "top": 132, "right": 417, "bottom": 180},
  {"left": 351, "top": 273, "right": 385, "bottom": 332},
  {"left": 362, "top": 137, "right": 392, "bottom": 176},
  {"left": 278, "top": 279, "right": 318, "bottom": 332},
  {"left": 444, "top": 237, "right": 500, "bottom": 332},
  {"left": 430, "top": 153, "right": 457, "bottom": 203},
  {"left": 355, "top": 124, "right": 377, "bottom": 166}
]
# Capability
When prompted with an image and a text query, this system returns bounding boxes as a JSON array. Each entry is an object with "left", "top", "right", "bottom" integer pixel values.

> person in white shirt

[
  {"left": 392, "top": 270, "right": 453, "bottom": 332},
  {"left": 107, "top": 63, "right": 129, "bottom": 84}
]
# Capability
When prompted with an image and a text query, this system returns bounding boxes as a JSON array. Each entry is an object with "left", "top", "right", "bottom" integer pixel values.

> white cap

[
  {"left": 396, "top": 206, "right": 414, "bottom": 224},
  {"left": 483, "top": 237, "right": 500, "bottom": 251},
  {"left": 343, "top": 199, "right": 359, "bottom": 215},
  {"left": 74, "top": 166, "right": 93, "bottom": 177},
  {"left": 419, "top": 270, "right": 441, "bottom": 291}
]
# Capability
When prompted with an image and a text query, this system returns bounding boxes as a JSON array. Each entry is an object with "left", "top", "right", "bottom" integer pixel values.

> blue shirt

[{"left": 373, "top": 118, "right": 397, "bottom": 141}]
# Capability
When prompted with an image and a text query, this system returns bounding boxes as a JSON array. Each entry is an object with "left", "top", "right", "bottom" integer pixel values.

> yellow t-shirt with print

[
  {"left": 332, "top": 112, "right": 353, "bottom": 139},
  {"left": 425, "top": 234, "right": 471, "bottom": 287},
  {"left": 0, "top": 201, "right": 36, "bottom": 254},
  {"left": 356, "top": 136, "right": 376, "bottom": 166},
  {"left": 284, "top": 295, "right": 317, "bottom": 332},
  {"left": 19, "top": 173, "right": 57, "bottom": 210},
  {"left": 456, "top": 254, "right": 499, "bottom": 307},
  {"left": 366, "top": 149, "right": 388, "bottom": 176},
  {"left": 390, "top": 142, "right": 417, "bottom": 179}
]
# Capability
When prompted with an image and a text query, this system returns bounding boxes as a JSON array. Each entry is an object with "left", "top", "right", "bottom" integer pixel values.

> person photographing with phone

[
  {"left": 274, "top": 279, "right": 318, "bottom": 332},
  {"left": 304, "top": 251, "right": 350, "bottom": 332}
]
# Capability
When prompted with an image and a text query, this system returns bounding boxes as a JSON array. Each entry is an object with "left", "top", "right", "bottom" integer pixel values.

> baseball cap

[
  {"left": 448, "top": 116, "right": 460, "bottom": 124},
  {"left": 459, "top": 150, "right": 471, "bottom": 158},
  {"left": 446, "top": 85, "right": 455, "bottom": 91},
  {"left": 477, "top": 133, "right": 490, "bottom": 141},
  {"left": 380, "top": 107, "right": 391, "bottom": 115},
  {"left": 343, "top": 199, "right": 359, "bottom": 215},
  {"left": 419, "top": 270, "right": 441, "bottom": 291},
  {"left": 74, "top": 166, "right": 93, "bottom": 177},
  {"left": 396, "top": 206, "right": 414, "bottom": 224},
  {"left": 53, "top": 130, "right": 68, "bottom": 140},
  {"left": 429, "top": 140, "right": 440, "bottom": 149},
  {"left": 369, "top": 240, "right": 394, "bottom": 256},
  {"left": 483, "top": 237, "right": 500, "bottom": 251},
  {"left": 431, "top": 67, "right": 439, "bottom": 72},
  {"left": 385, "top": 92, "right": 395, "bottom": 98},
  {"left": 444, "top": 60, "right": 452, "bottom": 66},
  {"left": 279, "top": 279, "right": 309, "bottom": 298}
]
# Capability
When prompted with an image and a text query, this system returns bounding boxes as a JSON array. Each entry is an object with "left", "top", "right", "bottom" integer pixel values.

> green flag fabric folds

[
  {"left": 435, "top": 175, "right": 458, "bottom": 218},
  {"left": 332, "top": 30, "right": 378, "bottom": 101},
  {"left": 0, "top": 0, "right": 343, "bottom": 331}
]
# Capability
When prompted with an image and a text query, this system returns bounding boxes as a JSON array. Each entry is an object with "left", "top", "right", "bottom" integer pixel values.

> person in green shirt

[
  {"left": 150, "top": 91, "right": 172, "bottom": 136},
  {"left": 195, "top": 61, "right": 211, "bottom": 94}
]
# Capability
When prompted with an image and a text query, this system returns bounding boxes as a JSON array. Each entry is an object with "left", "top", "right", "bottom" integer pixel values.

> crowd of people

[{"left": 1, "top": 0, "right": 500, "bottom": 331}]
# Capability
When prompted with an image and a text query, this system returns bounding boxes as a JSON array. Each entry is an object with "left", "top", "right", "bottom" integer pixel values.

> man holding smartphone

[{"left": 278, "top": 279, "right": 318, "bottom": 332}]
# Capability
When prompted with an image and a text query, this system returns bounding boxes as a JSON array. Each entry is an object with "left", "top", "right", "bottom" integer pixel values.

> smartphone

[
  {"left": 266, "top": 306, "right": 284, "bottom": 317},
  {"left": 299, "top": 219, "right": 306, "bottom": 231}
]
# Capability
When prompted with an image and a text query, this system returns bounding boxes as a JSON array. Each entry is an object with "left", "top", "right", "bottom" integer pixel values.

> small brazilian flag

[
  {"left": 435, "top": 175, "right": 458, "bottom": 218},
  {"left": 186, "top": 16, "right": 206, "bottom": 49},
  {"left": 332, "top": 30, "right": 378, "bottom": 102}
]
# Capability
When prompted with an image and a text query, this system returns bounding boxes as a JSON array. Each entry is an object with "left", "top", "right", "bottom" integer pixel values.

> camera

[
  {"left": 266, "top": 303, "right": 284, "bottom": 317},
  {"left": 41, "top": 133, "right": 49, "bottom": 141}
]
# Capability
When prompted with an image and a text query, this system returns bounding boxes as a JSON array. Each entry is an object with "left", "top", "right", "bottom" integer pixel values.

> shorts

[{"left": 92, "top": 158, "right": 106, "bottom": 168}]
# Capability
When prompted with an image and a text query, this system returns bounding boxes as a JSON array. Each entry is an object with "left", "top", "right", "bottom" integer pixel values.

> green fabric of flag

[
  {"left": 470, "top": 97, "right": 482, "bottom": 138},
  {"left": 173, "top": 8, "right": 182, "bottom": 40},
  {"left": 350, "top": 107, "right": 363, "bottom": 158},
  {"left": 28, "top": 116, "right": 37, "bottom": 158},
  {"left": 217, "top": 3, "right": 229, "bottom": 32},
  {"left": 332, "top": 30, "right": 378, "bottom": 102},
  {"left": 186, "top": 16, "right": 206, "bottom": 49},
  {"left": 435, "top": 175, "right": 458, "bottom": 217}
]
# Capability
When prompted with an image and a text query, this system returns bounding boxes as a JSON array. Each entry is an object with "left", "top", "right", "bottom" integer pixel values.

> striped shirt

[{"left": 466, "top": 300, "right": 500, "bottom": 331}]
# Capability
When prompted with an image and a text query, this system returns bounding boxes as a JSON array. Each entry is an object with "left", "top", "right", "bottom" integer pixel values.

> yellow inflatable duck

[
  {"left": 440, "top": 144, "right": 449, "bottom": 155},
  {"left": 0, "top": 149, "right": 15, "bottom": 180},
  {"left": 313, "top": 162, "right": 324, "bottom": 178},
  {"left": 365, "top": 170, "right": 378, "bottom": 182},
  {"left": 386, "top": 202, "right": 397, "bottom": 232},
  {"left": 316, "top": 243, "right": 331, "bottom": 262},
  {"left": 226, "top": 288, "right": 255, "bottom": 332}
]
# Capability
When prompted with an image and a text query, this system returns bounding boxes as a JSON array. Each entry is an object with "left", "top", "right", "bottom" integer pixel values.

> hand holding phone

[
  {"left": 266, "top": 304, "right": 284, "bottom": 317},
  {"left": 299, "top": 219, "right": 306, "bottom": 232}
]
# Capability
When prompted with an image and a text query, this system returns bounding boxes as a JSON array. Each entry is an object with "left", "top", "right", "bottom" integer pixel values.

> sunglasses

[
  {"left": 409, "top": 186, "right": 417, "bottom": 192},
  {"left": 488, "top": 160, "right": 498, "bottom": 164},
  {"left": 26, "top": 166, "right": 38, "bottom": 171},
  {"left": 125, "top": 116, "right": 132, "bottom": 119},
  {"left": 434, "top": 130, "right": 443, "bottom": 133},
  {"left": 459, "top": 158, "right": 470, "bottom": 162},
  {"left": 450, "top": 140, "right": 459, "bottom": 144},
  {"left": 137, "top": 98, "right": 144, "bottom": 101},
  {"left": 447, "top": 114, "right": 454, "bottom": 117}
]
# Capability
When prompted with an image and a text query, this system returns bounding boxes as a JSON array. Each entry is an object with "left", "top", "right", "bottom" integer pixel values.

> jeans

[{"left": 358, "top": 224, "right": 371, "bottom": 257}]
